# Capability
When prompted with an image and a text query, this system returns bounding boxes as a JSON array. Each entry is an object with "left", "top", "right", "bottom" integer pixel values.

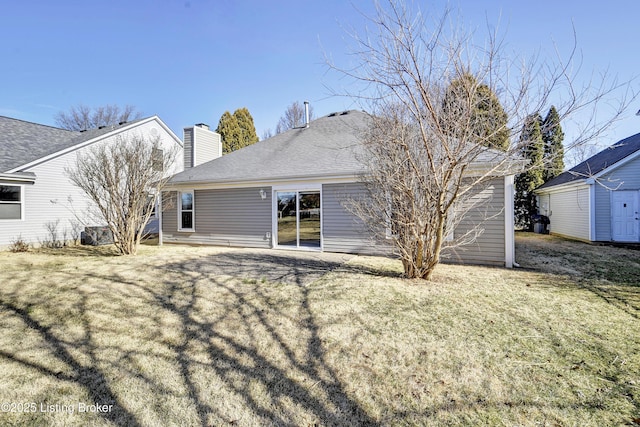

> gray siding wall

[
  {"left": 161, "top": 191, "right": 178, "bottom": 232},
  {"left": 595, "top": 156, "right": 640, "bottom": 241},
  {"left": 322, "top": 180, "right": 507, "bottom": 266},
  {"left": 183, "top": 128, "right": 193, "bottom": 169},
  {"left": 448, "top": 177, "right": 505, "bottom": 266},
  {"left": 322, "top": 182, "right": 385, "bottom": 255},
  {"left": 163, "top": 187, "right": 272, "bottom": 248},
  {"left": 547, "top": 186, "right": 590, "bottom": 241}
]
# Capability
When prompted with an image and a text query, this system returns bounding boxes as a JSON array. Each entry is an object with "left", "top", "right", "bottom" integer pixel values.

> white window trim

[
  {"left": 0, "top": 184, "right": 24, "bottom": 221},
  {"left": 178, "top": 190, "right": 195, "bottom": 232}
]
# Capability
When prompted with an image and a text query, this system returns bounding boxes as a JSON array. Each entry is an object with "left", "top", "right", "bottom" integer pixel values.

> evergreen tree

[
  {"left": 216, "top": 108, "right": 259, "bottom": 154},
  {"left": 442, "top": 73, "right": 510, "bottom": 151},
  {"left": 514, "top": 114, "right": 545, "bottom": 230},
  {"left": 541, "top": 105, "right": 565, "bottom": 181}
]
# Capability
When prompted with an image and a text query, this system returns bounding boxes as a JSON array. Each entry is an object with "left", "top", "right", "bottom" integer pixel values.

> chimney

[
  {"left": 304, "top": 101, "right": 310, "bottom": 128},
  {"left": 183, "top": 123, "right": 222, "bottom": 169}
]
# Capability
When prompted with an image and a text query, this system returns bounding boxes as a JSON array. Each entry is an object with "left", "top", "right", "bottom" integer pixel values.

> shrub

[{"left": 9, "top": 236, "right": 30, "bottom": 253}]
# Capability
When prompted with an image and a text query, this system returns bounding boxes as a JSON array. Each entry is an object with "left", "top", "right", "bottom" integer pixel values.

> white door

[{"left": 611, "top": 191, "right": 639, "bottom": 242}]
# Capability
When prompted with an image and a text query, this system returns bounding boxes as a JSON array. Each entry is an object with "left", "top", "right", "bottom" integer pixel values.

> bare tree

[
  {"left": 65, "top": 134, "right": 177, "bottom": 255},
  {"left": 328, "top": 1, "right": 634, "bottom": 279},
  {"left": 55, "top": 104, "right": 143, "bottom": 131},
  {"left": 275, "top": 101, "right": 315, "bottom": 134}
]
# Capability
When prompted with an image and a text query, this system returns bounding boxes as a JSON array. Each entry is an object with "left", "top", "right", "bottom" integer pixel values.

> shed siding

[
  {"left": 0, "top": 119, "right": 182, "bottom": 247},
  {"left": 449, "top": 177, "right": 505, "bottom": 266},
  {"left": 322, "top": 182, "right": 388, "bottom": 255},
  {"left": 595, "top": 155, "right": 640, "bottom": 241},
  {"left": 162, "top": 187, "right": 272, "bottom": 248},
  {"left": 547, "top": 186, "right": 590, "bottom": 241}
]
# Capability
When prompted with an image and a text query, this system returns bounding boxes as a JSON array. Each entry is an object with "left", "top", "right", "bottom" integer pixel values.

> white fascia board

[
  {"left": 534, "top": 179, "right": 588, "bottom": 195},
  {"left": 164, "top": 173, "right": 363, "bottom": 191},
  {"left": 0, "top": 172, "right": 36, "bottom": 183},
  {"left": 7, "top": 116, "right": 181, "bottom": 173},
  {"left": 592, "top": 148, "right": 640, "bottom": 181}
]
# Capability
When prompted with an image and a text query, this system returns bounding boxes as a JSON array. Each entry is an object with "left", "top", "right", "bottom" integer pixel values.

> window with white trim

[
  {"left": 179, "top": 190, "right": 194, "bottom": 231},
  {"left": 0, "top": 185, "right": 22, "bottom": 220}
]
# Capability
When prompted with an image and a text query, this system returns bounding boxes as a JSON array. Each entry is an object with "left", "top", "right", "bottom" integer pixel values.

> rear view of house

[
  {"left": 536, "top": 132, "right": 640, "bottom": 243},
  {"left": 162, "top": 110, "right": 518, "bottom": 267}
]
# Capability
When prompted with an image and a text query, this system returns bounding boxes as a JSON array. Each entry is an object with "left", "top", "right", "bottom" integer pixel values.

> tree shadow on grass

[
  {"left": 147, "top": 252, "right": 382, "bottom": 425},
  {"left": 0, "top": 249, "right": 384, "bottom": 426}
]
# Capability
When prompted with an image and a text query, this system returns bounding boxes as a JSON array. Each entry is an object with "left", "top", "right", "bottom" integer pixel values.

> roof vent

[
  {"left": 98, "top": 125, "right": 106, "bottom": 129},
  {"left": 118, "top": 120, "right": 127, "bottom": 125},
  {"left": 328, "top": 112, "right": 337, "bottom": 117},
  {"left": 340, "top": 111, "right": 349, "bottom": 115}
]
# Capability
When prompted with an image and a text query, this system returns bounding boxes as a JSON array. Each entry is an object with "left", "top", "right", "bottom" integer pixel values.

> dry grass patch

[{"left": 0, "top": 236, "right": 638, "bottom": 426}]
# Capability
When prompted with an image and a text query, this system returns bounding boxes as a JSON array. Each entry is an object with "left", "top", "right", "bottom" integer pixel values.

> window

[
  {"left": 0, "top": 185, "right": 22, "bottom": 220},
  {"left": 179, "top": 190, "right": 194, "bottom": 231},
  {"left": 151, "top": 148, "right": 164, "bottom": 172}
]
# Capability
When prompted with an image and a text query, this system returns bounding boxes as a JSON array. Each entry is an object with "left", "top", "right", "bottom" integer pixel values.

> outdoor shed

[
  {"left": 162, "top": 110, "right": 518, "bottom": 267},
  {"left": 535, "top": 132, "right": 640, "bottom": 243}
]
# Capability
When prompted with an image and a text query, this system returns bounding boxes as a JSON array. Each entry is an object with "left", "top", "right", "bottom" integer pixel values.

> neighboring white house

[
  {"left": 0, "top": 115, "right": 186, "bottom": 248},
  {"left": 535, "top": 132, "right": 640, "bottom": 243}
]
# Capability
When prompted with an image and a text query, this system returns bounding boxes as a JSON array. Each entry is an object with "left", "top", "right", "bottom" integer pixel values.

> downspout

[
  {"left": 504, "top": 175, "right": 516, "bottom": 268},
  {"left": 158, "top": 193, "right": 163, "bottom": 246}
]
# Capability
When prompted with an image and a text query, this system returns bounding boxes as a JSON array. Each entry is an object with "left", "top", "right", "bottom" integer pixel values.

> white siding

[
  {"left": 0, "top": 119, "right": 183, "bottom": 247},
  {"left": 594, "top": 155, "right": 640, "bottom": 241},
  {"left": 193, "top": 126, "right": 222, "bottom": 167},
  {"left": 546, "top": 186, "right": 590, "bottom": 241}
]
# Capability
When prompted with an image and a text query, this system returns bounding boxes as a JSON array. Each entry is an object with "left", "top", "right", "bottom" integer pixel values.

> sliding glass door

[{"left": 276, "top": 190, "right": 321, "bottom": 249}]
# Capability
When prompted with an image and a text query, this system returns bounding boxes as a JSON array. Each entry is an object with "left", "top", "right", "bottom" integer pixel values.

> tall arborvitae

[
  {"left": 515, "top": 114, "right": 545, "bottom": 230},
  {"left": 216, "top": 108, "right": 259, "bottom": 154},
  {"left": 442, "top": 73, "right": 510, "bottom": 151},
  {"left": 541, "top": 105, "right": 565, "bottom": 181},
  {"left": 233, "top": 108, "right": 259, "bottom": 148}
]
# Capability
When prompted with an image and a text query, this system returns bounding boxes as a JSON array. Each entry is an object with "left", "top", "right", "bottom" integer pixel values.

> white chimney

[{"left": 304, "top": 101, "right": 310, "bottom": 128}]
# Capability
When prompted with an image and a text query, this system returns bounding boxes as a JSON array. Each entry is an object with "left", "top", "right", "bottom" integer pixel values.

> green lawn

[{"left": 0, "top": 234, "right": 638, "bottom": 426}]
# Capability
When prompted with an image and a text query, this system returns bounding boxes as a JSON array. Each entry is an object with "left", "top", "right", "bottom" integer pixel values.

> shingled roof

[
  {"left": 0, "top": 116, "right": 148, "bottom": 172},
  {"left": 169, "top": 110, "right": 371, "bottom": 185},
  {"left": 538, "top": 132, "right": 640, "bottom": 189}
]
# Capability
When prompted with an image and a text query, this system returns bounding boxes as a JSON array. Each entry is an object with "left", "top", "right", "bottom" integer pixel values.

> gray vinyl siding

[
  {"left": 322, "top": 182, "right": 389, "bottom": 255},
  {"left": 448, "top": 177, "right": 505, "bottom": 266},
  {"left": 161, "top": 191, "right": 178, "bottom": 231},
  {"left": 183, "top": 128, "right": 193, "bottom": 169},
  {"left": 547, "top": 186, "right": 590, "bottom": 241},
  {"left": 162, "top": 187, "right": 272, "bottom": 248},
  {"left": 594, "top": 155, "right": 640, "bottom": 241}
]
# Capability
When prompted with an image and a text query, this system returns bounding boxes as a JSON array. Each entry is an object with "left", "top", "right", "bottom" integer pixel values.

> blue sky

[{"left": 1, "top": 0, "right": 638, "bottom": 161}]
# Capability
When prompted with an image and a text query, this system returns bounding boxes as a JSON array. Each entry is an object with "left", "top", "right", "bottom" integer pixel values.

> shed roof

[{"left": 538, "top": 132, "right": 640, "bottom": 190}]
